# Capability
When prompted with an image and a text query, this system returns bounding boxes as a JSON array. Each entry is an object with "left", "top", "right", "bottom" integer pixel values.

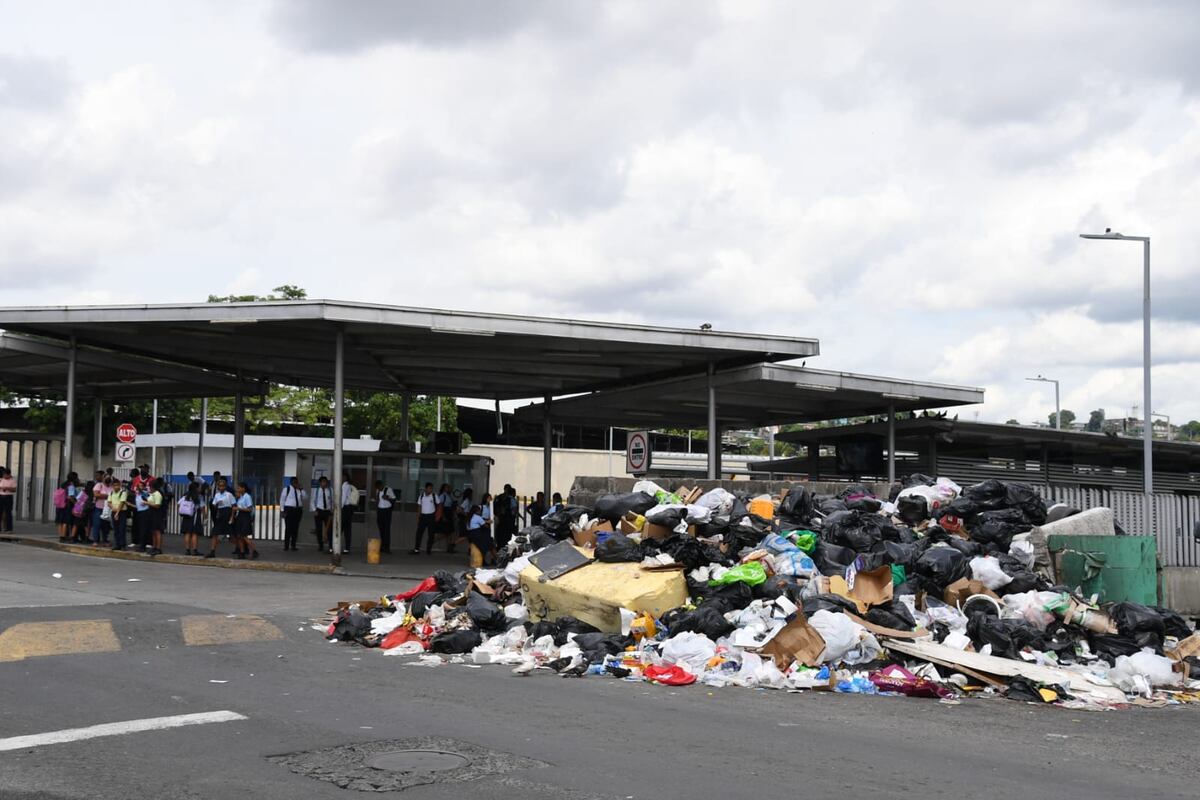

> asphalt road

[{"left": 0, "top": 543, "right": 1196, "bottom": 800}]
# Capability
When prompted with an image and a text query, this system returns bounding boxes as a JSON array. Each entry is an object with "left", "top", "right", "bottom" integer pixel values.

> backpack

[
  {"left": 349, "top": 486, "right": 361, "bottom": 506},
  {"left": 161, "top": 482, "right": 175, "bottom": 502},
  {"left": 53, "top": 488, "right": 68, "bottom": 509}
]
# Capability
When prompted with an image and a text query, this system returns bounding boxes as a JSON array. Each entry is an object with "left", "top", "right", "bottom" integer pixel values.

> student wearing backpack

[
  {"left": 279, "top": 477, "right": 306, "bottom": 551},
  {"left": 73, "top": 481, "right": 93, "bottom": 543},
  {"left": 179, "top": 482, "right": 206, "bottom": 556},
  {"left": 91, "top": 475, "right": 112, "bottom": 546},
  {"left": 107, "top": 477, "right": 129, "bottom": 551},
  {"left": 373, "top": 479, "right": 396, "bottom": 554},
  {"left": 233, "top": 481, "right": 259, "bottom": 559},
  {"left": 208, "top": 478, "right": 235, "bottom": 558},
  {"left": 339, "top": 472, "right": 357, "bottom": 554}
]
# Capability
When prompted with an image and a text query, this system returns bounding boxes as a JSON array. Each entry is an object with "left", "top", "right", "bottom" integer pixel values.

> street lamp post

[
  {"left": 1025, "top": 375, "right": 1061, "bottom": 429},
  {"left": 1080, "top": 230, "right": 1152, "bottom": 538}
]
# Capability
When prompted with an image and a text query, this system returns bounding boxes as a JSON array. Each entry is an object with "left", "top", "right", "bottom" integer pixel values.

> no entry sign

[
  {"left": 116, "top": 423, "right": 137, "bottom": 443},
  {"left": 626, "top": 430, "right": 652, "bottom": 475}
]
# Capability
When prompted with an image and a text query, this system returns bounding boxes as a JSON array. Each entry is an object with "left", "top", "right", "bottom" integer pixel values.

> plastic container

[{"left": 366, "top": 537, "right": 381, "bottom": 565}]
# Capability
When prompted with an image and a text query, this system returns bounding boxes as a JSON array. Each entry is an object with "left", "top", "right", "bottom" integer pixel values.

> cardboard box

[
  {"left": 761, "top": 612, "right": 827, "bottom": 669},
  {"left": 572, "top": 519, "right": 613, "bottom": 548},
  {"left": 642, "top": 523, "right": 695, "bottom": 541},
  {"left": 827, "top": 566, "right": 894, "bottom": 613},
  {"left": 519, "top": 555, "right": 688, "bottom": 633},
  {"left": 617, "top": 512, "right": 644, "bottom": 534},
  {"left": 942, "top": 578, "right": 999, "bottom": 608}
]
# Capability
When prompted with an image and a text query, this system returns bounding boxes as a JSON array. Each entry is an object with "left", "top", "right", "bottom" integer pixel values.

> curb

[{"left": 0, "top": 534, "right": 439, "bottom": 581}]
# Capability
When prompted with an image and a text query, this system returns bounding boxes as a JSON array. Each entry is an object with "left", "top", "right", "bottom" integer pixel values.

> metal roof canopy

[
  {"left": 513, "top": 363, "right": 984, "bottom": 428},
  {"left": 0, "top": 301, "right": 819, "bottom": 400},
  {"left": 0, "top": 333, "right": 264, "bottom": 400}
]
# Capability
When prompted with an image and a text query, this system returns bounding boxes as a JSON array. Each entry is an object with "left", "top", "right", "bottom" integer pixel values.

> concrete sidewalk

[{"left": 0, "top": 520, "right": 469, "bottom": 581}]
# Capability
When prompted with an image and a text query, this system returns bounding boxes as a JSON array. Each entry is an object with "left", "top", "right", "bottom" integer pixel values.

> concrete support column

[
  {"left": 543, "top": 394, "right": 553, "bottom": 502},
  {"left": 63, "top": 337, "right": 77, "bottom": 480},
  {"left": 197, "top": 398, "right": 207, "bottom": 479},
  {"left": 232, "top": 393, "right": 245, "bottom": 482},
  {"left": 93, "top": 398, "right": 103, "bottom": 473},
  {"left": 886, "top": 403, "right": 896, "bottom": 487},
  {"left": 706, "top": 364, "right": 718, "bottom": 480},
  {"left": 151, "top": 399, "right": 158, "bottom": 475},
  {"left": 331, "top": 329, "right": 345, "bottom": 567}
]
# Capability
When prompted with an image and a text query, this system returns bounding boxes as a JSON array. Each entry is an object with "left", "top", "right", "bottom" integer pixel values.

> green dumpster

[{"left": 1047, "top": 534, "right": 1157, "bottom": 605}]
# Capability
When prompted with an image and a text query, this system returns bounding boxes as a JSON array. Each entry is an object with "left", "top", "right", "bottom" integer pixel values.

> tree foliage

[
  {"left": 1086, "top": 408, "right": 1105, "bottom": 432},
  {"left": 1049, "top": 409, "right": 1076, "bottom": 428},
  {"left": 206, "top": 284, "right": 307, "bottom": 304}
]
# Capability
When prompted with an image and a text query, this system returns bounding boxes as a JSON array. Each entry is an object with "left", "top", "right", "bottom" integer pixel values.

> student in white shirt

[
  {"left": 279, "top": 477, "right": 306, "bottom": 551},
  {"left": 207, "top": 478, "right": 235, "bottom": 559},
  {"left": 410, "top": 482, "right": 438, "bottom": 555},
  {"left": 465, "top": 503, "right": 493, "bottom": 568},
  {"left": 233, "top": 481, "right": 259, "bottom": 560},
  {"left": 310, "top": 476, "right": 333, "bottom": 552},
  {"left": 374, "top": 480, "right": 396, "bottom": 554}
]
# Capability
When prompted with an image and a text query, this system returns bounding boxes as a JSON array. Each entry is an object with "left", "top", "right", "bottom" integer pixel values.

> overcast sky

[{"left": 1, "top": 1, "right": 1197, "bottom": 424}]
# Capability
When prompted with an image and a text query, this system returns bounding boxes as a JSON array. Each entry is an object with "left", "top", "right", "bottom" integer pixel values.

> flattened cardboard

[
  {"left": 642, "top": 523, "right": 695, "bottom": 541},
  {"left": 844, "top": 611, "right": 928, "bottom": 640},
  {"left": 943, "top": 578, "right": 999, "bottom": 608},
  {"left": 829, "top": 566, "right": 893, "bottom": 613},
  {"left": 761, "top": 612, "right": 827, "bottom": 670},
  {"left": 572, "top": 520, "right": 613, "bottom": 548}
]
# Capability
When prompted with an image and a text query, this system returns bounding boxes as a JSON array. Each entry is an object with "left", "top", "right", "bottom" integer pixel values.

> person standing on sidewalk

[
  {"left": 179, "top": 482, "right": 206, "bottom": 556},
  {"left": 232, "top": 481, "right": 259, "bottom": 559},
  {"left": 410, "top": 482, "right": 438, "bottom": 555},
  {"left": 107, "top": 477, "right": 129, "bottom": 551},
  {"left": 207, "top": 478, "right": 235, "bottom": 559},
  {"left": 146, "top": 478, "right": 165, "bottom": 557},
  {"left": 0, "top": 468, "right": 15, "bottom": 532},
  {"left": 311, "top": 475, "right": 333, "bottom": 552},
  {"left": 280, "top": 477, "right": 306, "bottom": 551},
  {"left": 373, "top": 479, "right": 396, "bottom": 554},
  {"left": 339, "top": 472, "right": 357, "bottom": 555},
  {"left": 91, "top": 476, "right": 111, "bottom": 547}
]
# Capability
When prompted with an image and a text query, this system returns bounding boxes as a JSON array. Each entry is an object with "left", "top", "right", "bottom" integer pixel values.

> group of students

[{"left": 53, "top": 466, "right": 259, "bottom": 559}]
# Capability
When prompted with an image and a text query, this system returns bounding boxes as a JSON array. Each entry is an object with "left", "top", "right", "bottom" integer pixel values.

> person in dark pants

[
  {"left": 339, "top": 472, "right": 357, "bottom": 554},
  {"left": 410, "top": 482, "right": 437, "bottom": 555},
  {"left": 374, "top": 480, "right": 395, "bottom": 553},
  {"left": 529, "top": 490, "right": 546, "bottom": 527},
  {"left": 0, "top": 468, "right": 15, "bottom": 532},
  {"left": 107, "top": 477, "right": 129, "bottom": 551},
  {"left": 279, "top": 477, "right": 306, "bottom": 551},
  {"left": 493, "top": 484, "right": 518, "bottom": 550}
]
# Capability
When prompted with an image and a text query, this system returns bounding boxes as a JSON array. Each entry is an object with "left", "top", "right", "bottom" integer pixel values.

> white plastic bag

[
  {"left": 695, "top": 487, "right": 736, "bottom": 515},
  {"left": 808, "top": 610, "right": 865, "bottom": 664},
  {"left": 1127, "top": 648, "right": 1181, "bottom": 688},
  {"left": 504, "top": 554, "right": 531, "bottom": 587},
  {"left": 1008, "top": 538, "right": 1036, "bottom": 571},
  {"left": 504, "top": 603, "right": 529, "bottom": 623},
  {"left": 660, "top": 632, "right": 717, "bottom": 673},
  {"left": 732, "top": 652, "right": 788, "bottom": 689},
  {"left": 970, "top": 556, "right": 1014, "bottom": 591},
  {"left": 632, "top": 479, "right": 668, "bottom": 498}
]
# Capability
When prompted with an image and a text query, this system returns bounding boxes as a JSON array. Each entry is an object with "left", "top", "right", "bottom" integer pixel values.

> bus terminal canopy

[{"left": 0, "top": 301, "right": 820, "bottom": 400}]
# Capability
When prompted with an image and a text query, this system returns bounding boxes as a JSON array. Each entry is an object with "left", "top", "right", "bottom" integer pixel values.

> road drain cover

[
  {"left": 366, "top": 750, "right": 469, "bottom": 773},
  {"left": 268, "top": 736, "right": 547, "bottom": 792}
]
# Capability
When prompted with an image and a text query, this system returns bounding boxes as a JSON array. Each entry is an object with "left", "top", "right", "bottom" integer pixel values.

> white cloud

[{"left": 0, "top": 0, "right": 1197, "bottom": 425}]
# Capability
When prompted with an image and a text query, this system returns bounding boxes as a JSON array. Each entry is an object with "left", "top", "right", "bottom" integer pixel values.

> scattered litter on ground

[
  {"left": 317, "top": 479, "right": 1200, "bottom": 710},
  {"left": 209, "top": 679, "right": 228, "bottom": 684},
  {"left": 51, "top": 573, "right": 62, "bottom": 579},
  {"left": 127, "top": 578, "right": 141, "bottom": 582}
]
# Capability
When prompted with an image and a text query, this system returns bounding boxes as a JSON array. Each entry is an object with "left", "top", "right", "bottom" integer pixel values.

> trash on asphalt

[{"left": 320, "top": 478, "right": 1200, "bottom": 709}]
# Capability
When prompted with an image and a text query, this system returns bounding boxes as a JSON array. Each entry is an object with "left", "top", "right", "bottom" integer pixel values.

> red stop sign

[{"left": 116, "top": 423, "right": 138, "bottom": 443}]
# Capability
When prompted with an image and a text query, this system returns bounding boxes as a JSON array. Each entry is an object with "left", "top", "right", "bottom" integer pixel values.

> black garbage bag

[
  {"left": 329, "top": 608, "right": 372, "bottom": 642},
  {"left": 1005, "top": 482, "right": 1048, "bottom": 525},
  {"left": 694, "top": 517, "right": 732, "bottom": 539},
  {"left": 645, "top": 508, "right": 686, "bottom": 530},
  {"left": 692, "top": 580, "right": 755, "bottom": 613},
  {"left": 913, "top": 546, "right": 971, "bottom": 591},
  {"left": 920, "top": 529, "right": 985, "bottom": 559},
  {"left": 896, "top": 494, "right": 931, "bottom": 526},
  {"left": 868, "top": 540, "right": 921, "bottom": 568},
  {"left": 1087, "top": 631, "right": 1149, "bottom": 662},
  {"left": 466, "top": 592, "right": 506, "bottom": 632},
  {"left": 822, "top": 510, "right": 898, "bottom": 551},
  {"left": 778, "top": 486, "right": 814, "bottom": 521},
  {"left": 968, "top": 508, "right": 1030, "bottom": 549},
  {"left": 1005, "top": 676, "right": 1069, "bottom": 703},
  {"left": 1045, "top": 503, "right": 1081, "bottom": 524},
  {"left": 553, "top": 616, "right": 601, "bottom": 646},
  {"left": 961, "top": 479, "right": 1009, "bottom": 510},
  {"left": 429, "top": 629, "right": 482, "bottom": 654},
  {"left": 903, "top": 474, "right": 937, "bottom": 489},
  {"left": 540, "top": 505, "right": 589, "bottom": 537},
  {"left": 663, "top": 605, "right": 735, "bottom": 640},
  {"left": 865, "top": 600, "right": 917, "bottom": 631},
  {"left": 573, "top": 632, "right": 634, "bottom": 663},
  {"left": 893, "top": 579, "right": 920, "bottom": 596},
  {"left": 813, "top": 541, "right": 858, "bottom": 577},
  {"left": 593, "top": 492, "right": 657, "bottom": 523},
  {"left": 935, "top": 495, "right": 980, "bottom": 521},
  {"left": 845, "top": 495, "right": 883, "bottom": 513},
  {"left": 802, "top": 593, "right": 859, "bottom": 617},
  {"left": 658, "top": 534, "right": 709, "bottom": 571},
  {"left": 594, "top": 532, "right": 643, "bottom": 563},
  {"left": 728, "top": 496, "right": 749, "bottom": 522},
  {"left": 433, "top": 570, "right": 468, "bottom": 594},
  {"left": 997, "top": 571, "right": 1042, "bottom": 595},
  {"left": 814, "top": 496, "right": 848, "bottom": 516},
  {"left": 526, "top": 620, "right": 560, "bottom": 642},
  {"left": 1155, "top": 607, "right": 1194, "bottom": 639},
  {"left": 967, "top": 613, "right": 1047, "bottom": 659},
  {"left": 754, "top": 574, "right": 803, "bottom": 602},
  {"left": 408, "top": 591, "right": 442, "bottom": 619},
  {"left": 1109, "top": 602, "right": 1166, "bottom": 637}
]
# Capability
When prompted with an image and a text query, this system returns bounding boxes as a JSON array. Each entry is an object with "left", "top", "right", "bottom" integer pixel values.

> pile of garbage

[{"left": 323, "top": 477, "right": 1200, "bottom": 708}]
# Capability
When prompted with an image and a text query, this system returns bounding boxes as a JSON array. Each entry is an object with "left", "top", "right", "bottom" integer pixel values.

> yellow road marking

[
  {"left": 181, "top": 614, "right": 284, "bottom": 647},
  {"left": 0, "top": 620, "right": 121, "bottom": 663}
]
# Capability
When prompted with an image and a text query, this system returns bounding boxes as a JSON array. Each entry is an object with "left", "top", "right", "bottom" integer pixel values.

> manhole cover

[
  {"left": 366, "top": 750, "right": 469, "bottom": 773},
  {"left": 268, "top": 736, "right": 547, "bottom": 792}
]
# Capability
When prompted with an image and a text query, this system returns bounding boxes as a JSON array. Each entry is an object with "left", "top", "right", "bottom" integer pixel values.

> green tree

[
  {"left": 207, "top": 284, "right": 307, "bottom": 304},
  {"left": 1086, "top": 408, "right": 1105, "bottom": 432},
  {"left": 1180, "top": 420, "right": 1200, "bottom": 441},
  {"left": 1005, "top": 418, "right": 1019, "bottom": 425},
  {"left": 1049, "top": 409, "right": 1076, "bottom": 428},
  {"left": 344, "top": 393, "right": 459, "bottom": 443}
]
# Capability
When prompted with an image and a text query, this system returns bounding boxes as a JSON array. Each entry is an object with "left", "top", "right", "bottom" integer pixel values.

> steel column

[
  {"left": 93, "top": 398, "right": 103, "bottom": 473},
  {"left": 886, "top": 403, "right": 896, "bottom": 486},
  {"left": 1142, "top": 238, "right": 1153, "bottom": 538},
  {"left": 63, "top": 337, "right": 76, "bottom": 480},
  {"left": 331, "top": 330, "right": 345, "bottom": 567},
  {"left": 543, "top": 394, "right": 552, "bottom": 502},
  {"left": 150, "top": 399, "right": 158, "bottom": 475},
  {"left": 197, "top": 398, "right": 207, "bottom": 479},
  {"left": 232, "top": 393, "right": 245, "bottom": 482},
  {"left": 707, "top": 364, "right": 718, "bottom": 479}
]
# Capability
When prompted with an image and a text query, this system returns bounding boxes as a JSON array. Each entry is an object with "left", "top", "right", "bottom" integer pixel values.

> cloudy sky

[{"left": 1, "top": 1, "right": 1197, "bottom": 424}]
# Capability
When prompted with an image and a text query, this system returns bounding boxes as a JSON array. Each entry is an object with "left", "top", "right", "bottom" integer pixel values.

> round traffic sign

[
  {"left": 116, "top": 423, "right": 137, "bottom": 443},
  {"left": 627, "top": 432, "right": 648, "bottom": 471}
]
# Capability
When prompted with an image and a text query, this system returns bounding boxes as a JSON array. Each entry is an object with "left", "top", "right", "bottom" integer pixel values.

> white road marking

[{"left": 0, "top": 710, "right": 246, "bottom": 752}]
